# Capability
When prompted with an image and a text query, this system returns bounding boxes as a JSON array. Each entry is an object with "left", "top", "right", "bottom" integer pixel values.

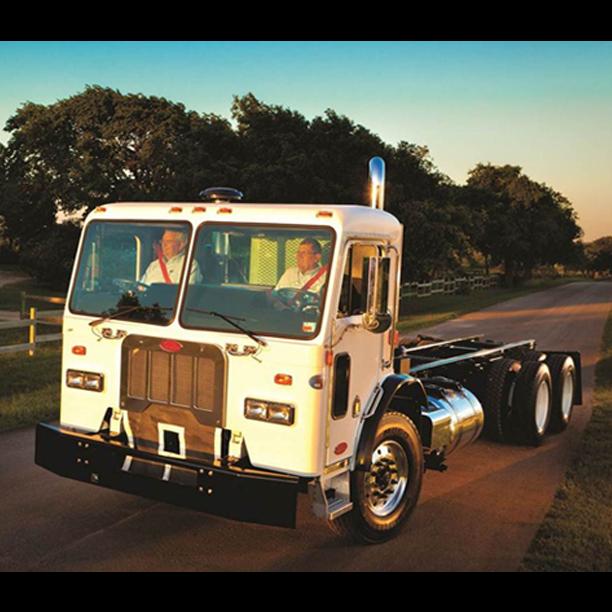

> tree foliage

[
  {"left": 585, "top": 237, "right": 612, "bottom": 274},
  {"left": 466, "top": 164, "right": 583, "bottom": 285},
  {"left": 0, "top": 87, "right": 584, "bottom": 285}
]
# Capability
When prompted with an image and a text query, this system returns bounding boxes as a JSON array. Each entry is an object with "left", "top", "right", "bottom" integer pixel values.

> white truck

[{"left": 36, "top": 159, "right": 582, "bottom": 543}]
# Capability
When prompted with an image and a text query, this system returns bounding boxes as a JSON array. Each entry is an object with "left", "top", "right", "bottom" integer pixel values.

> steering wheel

[
  {"left": 112, "top": 278, "right": 150, "bottom": 295},
  {"left": 274, "top": 288, "right": 321, "bottom": 313}
]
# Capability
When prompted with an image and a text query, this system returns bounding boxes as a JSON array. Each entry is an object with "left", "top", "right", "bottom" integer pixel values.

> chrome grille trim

[{"left": 121, "top": 336, "right": 226, "bottom": 428}]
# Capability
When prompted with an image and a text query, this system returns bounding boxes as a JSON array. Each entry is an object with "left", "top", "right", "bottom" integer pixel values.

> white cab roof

[{"left": 87, "top": 202, "right": 403, "bottom": 242}]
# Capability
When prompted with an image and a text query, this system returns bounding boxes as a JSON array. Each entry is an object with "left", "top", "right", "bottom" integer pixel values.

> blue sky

[{"left": 0, "top": 41, "right": 610, "bottom": 240}]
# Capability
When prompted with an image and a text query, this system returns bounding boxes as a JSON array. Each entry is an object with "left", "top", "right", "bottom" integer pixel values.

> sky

[{"left": 0, "top": 41, "right": 610, "bottom": 241}]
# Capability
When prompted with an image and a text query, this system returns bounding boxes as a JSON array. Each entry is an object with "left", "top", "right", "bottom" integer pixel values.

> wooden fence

[
  {"left": 0, "top": 294, "right": 65, "bottom": 356},
  {"left": 401, "top": 275, "right": 499, "bottom": 299}
]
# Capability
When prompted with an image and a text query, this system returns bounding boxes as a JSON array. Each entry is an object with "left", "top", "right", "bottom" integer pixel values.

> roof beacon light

[
  {"left": 199, "top": 187, "right": 244, "bottom": 203},
  {"left": 369, "top": 157, "right": 386, "bottom": 210}
]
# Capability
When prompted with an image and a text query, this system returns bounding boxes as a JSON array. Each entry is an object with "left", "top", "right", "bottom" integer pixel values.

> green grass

[
  {"left": 398, "top": 278, "right": 587, "bottom": 335},
  {"left": 519, "top": 309, "right": 612, "bottom": 572},
  {"left": 0, "top": 272, "right": 64, "bottom": 432},
  {"left": 0, "top": 344, "right": 62, "bottom": 433}
]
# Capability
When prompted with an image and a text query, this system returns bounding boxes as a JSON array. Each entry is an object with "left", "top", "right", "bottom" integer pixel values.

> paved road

[{"left": 1, "top": 281, "right": 610, "bottom": 572}]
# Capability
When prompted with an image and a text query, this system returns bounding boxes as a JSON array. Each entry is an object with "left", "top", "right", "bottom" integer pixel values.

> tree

[
  {"left": 396, "top": 196, "right": 473, "bottom": 281},
  {"left": 0, "top": 86, "right": 235, "bottom": 244},
  {"left": 0, "top": 88, "right": 585, "bottom": 287},
  {"left": 466, "top": 164, "right": 582, "bottom": 285},
  {"left": 585, "top": 237, "right": 612, "bottom": 275}
]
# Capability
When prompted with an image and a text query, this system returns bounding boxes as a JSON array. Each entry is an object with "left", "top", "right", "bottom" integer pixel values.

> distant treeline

[{"left": 0, "top": 85, "right": 598, "bottom": 287}]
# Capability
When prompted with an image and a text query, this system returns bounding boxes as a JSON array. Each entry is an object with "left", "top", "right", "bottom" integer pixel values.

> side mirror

[{"left": 363, "top": 256, "right": 392, "bottom": 334}]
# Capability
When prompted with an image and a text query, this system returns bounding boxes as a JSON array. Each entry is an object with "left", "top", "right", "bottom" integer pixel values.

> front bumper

[{"left": 35, "top": 423, "right": 299, "bottom": 528}]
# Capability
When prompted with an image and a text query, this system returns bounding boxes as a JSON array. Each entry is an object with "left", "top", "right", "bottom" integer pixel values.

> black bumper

[{"left": 35, "top": 423, "right": 299, "bottom": 528}]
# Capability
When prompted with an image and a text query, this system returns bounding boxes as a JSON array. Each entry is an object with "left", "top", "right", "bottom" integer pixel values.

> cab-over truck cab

[{"left": 36, "top": 160, "right": 582, "bottom": 543}]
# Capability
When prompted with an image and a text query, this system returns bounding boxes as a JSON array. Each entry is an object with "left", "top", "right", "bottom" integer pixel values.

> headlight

[
  {"left": 245, "top": 399, "right": 295, "bottom": 426},
  {"left": 66, "top": 370, "right": 105, "bottom": 393}
]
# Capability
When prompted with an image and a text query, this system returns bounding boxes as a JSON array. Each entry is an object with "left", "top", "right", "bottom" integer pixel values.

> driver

[
  {"left": 275, "top": 238, "right": 327, "bottom": 294},
  {"left": 141, "top": 230, "right": 203, "bottom": 286}
]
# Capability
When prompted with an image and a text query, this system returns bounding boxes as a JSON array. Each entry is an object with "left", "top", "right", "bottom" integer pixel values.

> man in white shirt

[
  {"left": 275, "top": 238, "right": 327, "bottom": 294},
  {"left": 141, "top": 230, "right": 202, "bottom": 286}
]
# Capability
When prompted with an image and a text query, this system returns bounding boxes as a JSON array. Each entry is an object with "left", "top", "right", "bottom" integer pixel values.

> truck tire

[
  {"left": 483, "top": 358, "right": 522, "bottom": 442},
  {"left": 547, "top": 354, "right": 576, "bottom": 433},
  {"left": 329, "top": 412, "right": 424, "bottom": 544},
  {"left": 511, "top": 361, "right": 553, "bottom": 446}
]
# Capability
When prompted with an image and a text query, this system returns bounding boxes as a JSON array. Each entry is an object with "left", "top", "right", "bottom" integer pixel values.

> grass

[
  {"left": 398, "top": 278, "right": 587, "bottom": 335},
  {"left": 0, "top": 343, "right": 62, "bottom": 433},
  {"left": 519, "top": 309, "right": 612, "bottom": 572},
  {"left": 0, "top": 272, "right": 64, "bottom": 433}
]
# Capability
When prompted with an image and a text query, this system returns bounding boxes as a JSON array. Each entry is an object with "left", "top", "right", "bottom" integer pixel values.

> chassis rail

[{"left": 395, "top": 336, "right": 583, "bottom": 405}]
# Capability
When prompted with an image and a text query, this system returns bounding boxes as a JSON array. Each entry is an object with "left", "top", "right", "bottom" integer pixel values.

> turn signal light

[
  {"left": 274, "top": 374, "right": 293, "bottom": 386},
  {"left": 72, "top": 346, "right": 87, "bottom": 356}
]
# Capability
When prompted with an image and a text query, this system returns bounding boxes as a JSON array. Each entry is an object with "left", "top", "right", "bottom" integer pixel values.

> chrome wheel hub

[
  {"left": 561, "top": 372, "right": 575, "bottom": 420},
  {"left": 365, "top": 441, "right": 409, "bottom": 518},
  {"left": 535, "top": 380, "right": 551, "bottom": 434}
]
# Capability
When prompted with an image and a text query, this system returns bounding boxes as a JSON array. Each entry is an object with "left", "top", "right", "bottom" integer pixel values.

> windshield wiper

[
  {"left": 89, "top": 305, "right": 172, "bottom": 329},
  {"left": 186, "top": 308, "right": 268, "bottom": 347}
]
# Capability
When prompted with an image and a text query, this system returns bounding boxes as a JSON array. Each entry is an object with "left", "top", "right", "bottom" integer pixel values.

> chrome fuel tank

[{"left": 422, "top": 378, "right": 485, "bottom": 455}]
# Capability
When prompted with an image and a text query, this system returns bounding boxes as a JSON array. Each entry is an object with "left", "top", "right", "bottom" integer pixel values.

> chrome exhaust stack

[{"left": 369, "top": 157, "right": 386, "bottom": 210}]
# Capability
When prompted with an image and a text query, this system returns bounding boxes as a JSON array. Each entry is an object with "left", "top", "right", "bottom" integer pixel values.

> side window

[
  {"left": 338, "top": 244, "right": 379, "bottom": 318},
  {"left": 332, "top": 354, "right": 351, "bottom": 420}
]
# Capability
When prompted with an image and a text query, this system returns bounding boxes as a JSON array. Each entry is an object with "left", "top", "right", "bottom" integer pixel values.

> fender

[{"left": 354, "top": 374, "right": 427, "bottom": 472}]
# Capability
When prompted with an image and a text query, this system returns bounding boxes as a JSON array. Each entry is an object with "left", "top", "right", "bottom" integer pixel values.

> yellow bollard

[{"left": 29, "top": 307, "right": 37, "bottom": 357}]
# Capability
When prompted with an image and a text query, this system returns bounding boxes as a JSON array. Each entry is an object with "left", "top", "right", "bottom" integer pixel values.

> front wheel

[{"left": 329, "top": 412, "right": 424, "bottom": 544}]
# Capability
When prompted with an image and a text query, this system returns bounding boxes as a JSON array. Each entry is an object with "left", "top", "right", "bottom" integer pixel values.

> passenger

[
  {"left": 141, "top": 230, "right": 203, "bottom": 286},
  {"left": 275, "top": 238, "right": 328, "bottom": 294}
]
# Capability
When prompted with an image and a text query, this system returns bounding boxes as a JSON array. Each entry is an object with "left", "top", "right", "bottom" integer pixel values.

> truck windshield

[
  {"left": 70, "top": 221, "right": 195, "bottom": 325},
  {"left": 181, "top": 224, "right": 334, "bottom": 339}
]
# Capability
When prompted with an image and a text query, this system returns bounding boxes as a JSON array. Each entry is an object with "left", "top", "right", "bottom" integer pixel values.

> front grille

[{"left": 121, "top": 336, "right": 226, "bottom": 427}]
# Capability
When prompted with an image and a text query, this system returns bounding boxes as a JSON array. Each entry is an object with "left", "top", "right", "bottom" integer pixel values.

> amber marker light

[
  {"left": 218, "top": 208, "right": 233, "bottom": 214},
  {"left": 193, "top": 206, "right": 207, "bottom": 213},
  {"left": 274, "top": 374, "right": 293, "bottom": 386},
  {"left": 169, "top": 207, "right": 183, "bottom": 213},
  {"left": 317, "top": 211, "right": 333, "bottom": 218},
  {"left": 72, "top": 346, "right": 87, "bottom": 356}
]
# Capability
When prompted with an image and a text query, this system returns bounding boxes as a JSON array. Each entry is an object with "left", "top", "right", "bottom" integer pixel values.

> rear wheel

[
  {"left": 511, "top": 361, "right": 553, "bottom": 446},
  {"left": 547, "top": 354, "right": 576, "bottom": 433},
  {"left": 329, "top": 412, "right": 424, "bottom": 544},
  {"left": 483, "top": 358, "right": 522, "bottom": 442}
]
